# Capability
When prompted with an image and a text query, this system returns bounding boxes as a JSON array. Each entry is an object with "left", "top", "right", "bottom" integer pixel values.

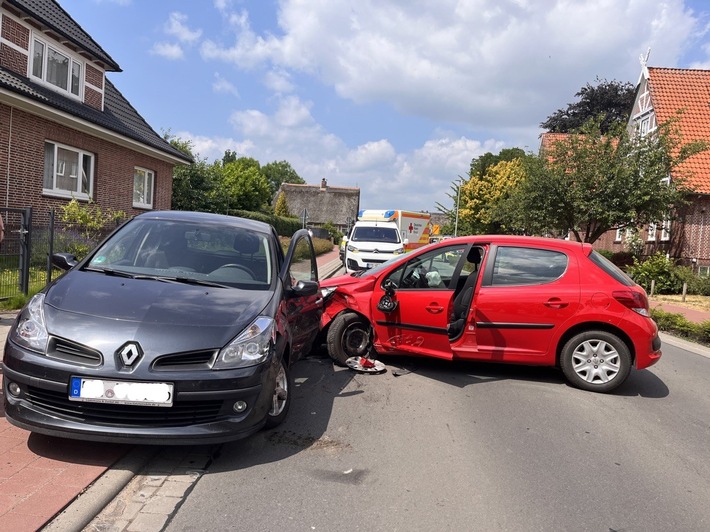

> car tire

[
  {"left": 560, "top": 330, "right": 631, "bottom": 393},
  {"left": 326, "top": 312, "right": 372, "bottom": 366},
  {"left": 264, "top": 358, "right": 291, "bottom": 429}
]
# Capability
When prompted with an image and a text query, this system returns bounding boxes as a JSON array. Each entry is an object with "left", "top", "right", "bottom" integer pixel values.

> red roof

[{"left": 647, "top": 67, "right": 710, "bottom": 194}]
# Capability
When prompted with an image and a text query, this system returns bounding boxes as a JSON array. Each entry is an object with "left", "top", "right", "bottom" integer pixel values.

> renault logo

[{"left": 117, "top": 342, "right": 143, "bottom": 367}]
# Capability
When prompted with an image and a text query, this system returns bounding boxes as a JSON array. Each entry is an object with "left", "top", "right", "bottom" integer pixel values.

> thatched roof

[{"left": 277, "top": 180, "right": 360, "bottom": 227}]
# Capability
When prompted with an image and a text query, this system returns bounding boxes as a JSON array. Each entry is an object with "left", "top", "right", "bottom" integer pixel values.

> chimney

[{"left": 320, "top": 178, "right": 327, "bottom": 190}]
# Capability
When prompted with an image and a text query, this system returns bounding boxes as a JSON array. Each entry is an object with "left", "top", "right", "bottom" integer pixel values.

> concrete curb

[
  {"left": 659, "top": 332, "right": 710, "bottom": 359},
  {"left": 42, "top": 447, "right": 158, "bottom": 532}
]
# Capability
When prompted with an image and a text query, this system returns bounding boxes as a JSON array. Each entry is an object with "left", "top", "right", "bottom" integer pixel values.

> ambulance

[{"left": 344, "top": 210, "right": 432, "bottom": 272}]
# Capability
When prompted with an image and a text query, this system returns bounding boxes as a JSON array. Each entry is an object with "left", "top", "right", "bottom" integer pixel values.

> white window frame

[
  {"left": 647, "top": 222, "right": 656, "bottom": 241},
  {"left": 614, "top": 228, "right": 623, "bottom": 242},
  {"left": 661, "top": 218, "right": 671, "bottom": 241},
  {"left": 699, "top": 266, "right": 710, "bottom": 278},
  {"left": 133, "top": 167, "right": 155, "bottom": 209},
  {"left": 43, "top": 141, "right": 94, "bottom": 200},
  {"left": 639, "top": 116, "right": 651, "bottom": 137},
  {"left": 30, "top": 35, "right": 83, "bottom": 99}
]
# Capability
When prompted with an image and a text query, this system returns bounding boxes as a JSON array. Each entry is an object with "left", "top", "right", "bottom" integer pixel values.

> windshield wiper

[
  {"left": 84, "top": 267, "right": 154, "bottom": 279},
  {"left": 155, "top": 276, "right": 231, "bottom": 288}
]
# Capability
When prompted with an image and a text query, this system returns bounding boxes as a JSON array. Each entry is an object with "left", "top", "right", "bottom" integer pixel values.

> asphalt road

[{"left": 156, "top": 340, "right": 710, "bottom": 532}]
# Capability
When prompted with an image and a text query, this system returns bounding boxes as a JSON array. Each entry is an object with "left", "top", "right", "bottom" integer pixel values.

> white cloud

[
  {"left": 150, "top": 42, "right": 183, "bottom": 60},
  {"left": 263, "top": 69, "right": 294, "bottom": 93},
  {"left": 164, "top": 12, "right": 202, "bottom": 44},
  {"left": 212, "top": 73, "right": 239, "bottom": 96},
  {"left": 187, "top": 94, "right": 497, "bottom": 210},
  {"left": 180, "top": 0, "right": 707, "bottom": 211},
  {"left": 201, "top": 0, "right": 698, "bottom": 129}
]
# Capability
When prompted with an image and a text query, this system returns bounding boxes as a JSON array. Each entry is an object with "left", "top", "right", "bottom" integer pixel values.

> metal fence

[{"left": 0, "top": 208, "right": 120, "bottom": 301}]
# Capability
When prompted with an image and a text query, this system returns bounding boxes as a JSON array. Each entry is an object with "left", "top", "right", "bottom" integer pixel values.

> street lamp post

[{"left": 454, "top": 177, "right": 463, "bottom": 237}]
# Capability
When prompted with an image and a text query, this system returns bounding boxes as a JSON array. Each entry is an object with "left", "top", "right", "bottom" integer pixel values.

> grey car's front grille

[
  {"left": 26, "top": 386, "right": 223, "bottom": 427},
  {"left": 152, "top": 350, "right": 217, "bottom": 371},
  {"left": 47, "top": 337, "right": 103, "bottom": 366}
]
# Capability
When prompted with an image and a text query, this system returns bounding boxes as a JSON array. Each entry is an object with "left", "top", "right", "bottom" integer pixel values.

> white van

[{"left": 344, "top": 220, "right": 406, "bottom": 273}]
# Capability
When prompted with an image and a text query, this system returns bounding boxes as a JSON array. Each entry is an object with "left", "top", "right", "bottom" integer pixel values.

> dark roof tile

[
  {"left": 0, "top": 67, "right": 191, "bottom": 162},
  {"left": 7, "top": 0, "right": 120, "bottom": 71}
]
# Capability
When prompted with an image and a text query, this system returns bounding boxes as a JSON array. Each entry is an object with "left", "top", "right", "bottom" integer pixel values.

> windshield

[
  {"left": 87, "top": 218, "right": 273, "bottom": 290},
  {"left": 350, "top": 226, "right": 400, "bottom": 244}
]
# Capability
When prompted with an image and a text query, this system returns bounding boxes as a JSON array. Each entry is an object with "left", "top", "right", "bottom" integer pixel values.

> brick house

[
  {"left": 275, "top": 179, "right": 360, "bottom": 236},
  {"left": 594, "top": 65, "right": 710, "bottom": 273},
  {"left": 0, "top": 0, "right": 192, "bottom": 227},
  {"left": 540, "top": 65, "right": 710, "bottom": 274}
]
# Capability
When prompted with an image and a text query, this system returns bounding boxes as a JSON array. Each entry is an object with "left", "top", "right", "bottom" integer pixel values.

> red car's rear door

[{"left": 463, "top": 244, "right": 581, "bottom": 364}]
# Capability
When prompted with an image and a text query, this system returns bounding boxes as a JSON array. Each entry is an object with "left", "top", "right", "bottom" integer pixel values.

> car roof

[
  {"left": 133, "top": 210, "right": 273, "bottom": 235},
  {"left": 439, "top": 234, "right": 593, "bottom": 254}
]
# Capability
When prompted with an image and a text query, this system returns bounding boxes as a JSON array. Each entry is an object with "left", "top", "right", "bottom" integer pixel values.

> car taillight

[{"left": 612, "top": 290, "right": 650, "bottom": 317}]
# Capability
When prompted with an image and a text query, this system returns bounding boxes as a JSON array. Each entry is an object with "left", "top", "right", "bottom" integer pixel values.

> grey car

[{"left": 2, "top": 210, "right": 322, "bottom": 444}]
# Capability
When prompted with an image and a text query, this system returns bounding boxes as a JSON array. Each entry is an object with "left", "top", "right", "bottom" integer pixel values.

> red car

[{"left": 319, "top": 235, "right": 661, "bottom": 393}]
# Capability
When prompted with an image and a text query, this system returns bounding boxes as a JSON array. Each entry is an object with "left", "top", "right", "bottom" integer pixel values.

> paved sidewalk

[
  {"left": 649, "top": 299, "right": 710, "bottom": 324},
  {"left": 0, "top": 245, "right": 344, "bottom": 531}
]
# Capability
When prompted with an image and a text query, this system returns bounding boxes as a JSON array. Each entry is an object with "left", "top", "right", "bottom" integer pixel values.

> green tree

[
  {"left": 274, "top": 192, "right": 291, "bottom": 217},
  {"left": 540, "top": 78, "right": 635, "bottom": 134},
  {"left": 437, "top": 148, "right": 527, "bottom": 235},
  {"left": 222, "top": 149, "right": 239, "bottom": 165},
  {"left": 219, "top": 157, "right": 271, "bottom": 212},
  {"left": 262, "top": 160, "right": 305, "bottom": 196},
  {"left": 469, "top": 148, "right": 526, "bottom": 179},
  {"left": 459, "top": 159, "right": 528, "bottom": 234},
  {"left": 507, "top": 116, "right": 705, "bottom": 243}
]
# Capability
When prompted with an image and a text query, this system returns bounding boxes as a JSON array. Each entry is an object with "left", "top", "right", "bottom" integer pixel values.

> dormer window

[{"left": 31, "top": 37, "right": 82, "bottom": 98}]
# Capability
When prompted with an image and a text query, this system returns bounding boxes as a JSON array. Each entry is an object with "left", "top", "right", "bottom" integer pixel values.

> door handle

[
  {"left": 425, "top": 303, "right": 444, "bottom": 313},
  {"left": 544, "top": 298, "right": 568, "bottom": 309}
]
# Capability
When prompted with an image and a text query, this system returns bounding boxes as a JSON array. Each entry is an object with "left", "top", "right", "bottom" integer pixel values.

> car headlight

[
  {"left": 215, "top": 316, "right": 275, "bottom": 369},
  {"left": 393, "top": 247, "right": 405, "bottom": 255},
  {"left": 321, "top": 286, "right": 337, "bottom": 301},
  {"left": 347, "top": 244, "right": 359, "bottom": 253},
  {"left": 11, "top": 293, "right": 49, "bottom": 353}
]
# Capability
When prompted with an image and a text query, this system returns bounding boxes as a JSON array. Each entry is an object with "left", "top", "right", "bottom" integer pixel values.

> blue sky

[{"left": 63, "top": 0, "right": 710, "bottom": 213}]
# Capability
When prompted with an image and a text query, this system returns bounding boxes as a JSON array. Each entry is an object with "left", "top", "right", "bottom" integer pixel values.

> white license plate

[{"left": 69, "top": 377, "right": 173, "bottom": 407}]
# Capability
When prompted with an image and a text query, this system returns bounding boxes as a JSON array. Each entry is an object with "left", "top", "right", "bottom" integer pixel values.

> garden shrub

[
  {"left": 627, "top": 252, "right": 682, "bottom": 294},
  {"left": 610, "top": 251, "right": 634, "bottom": 270},
  {"left": 650, "top": 307, "right": 710, "bottom": 346}
]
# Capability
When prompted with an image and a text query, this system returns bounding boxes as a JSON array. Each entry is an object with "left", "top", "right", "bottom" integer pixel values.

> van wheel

[
  {"left": 560, "top": 331, "right": 631, "bottom": 393},
  {"left": 326, "top": 313, "right": 372, "bottom": 366}
]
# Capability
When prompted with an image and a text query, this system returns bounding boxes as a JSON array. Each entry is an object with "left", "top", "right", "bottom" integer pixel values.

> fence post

[
  {"left": 682, "top": 282, "right": 687, "bottom": 302},
  {"left": 47, "top": 209, "right": 55, "bottom": 284},
  {"left": 18, "top": 207, "right": 32, "bottom": 295},
  {"left": 650, "top": 279, "right": 655, "bottom": 297}
]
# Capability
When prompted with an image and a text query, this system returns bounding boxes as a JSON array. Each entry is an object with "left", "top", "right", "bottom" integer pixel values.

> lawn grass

[{"left": 650, "top": 294, "right": 710, "bottom": 312}]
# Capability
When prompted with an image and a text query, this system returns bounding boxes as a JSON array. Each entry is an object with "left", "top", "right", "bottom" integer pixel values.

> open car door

[
  {"left": 372, "top": 244, "right": 480, "bottom": 360},
  {"left": 447, "top": 246, "right": 485, "bottom": 358},
  {"left": 280, "top": 229, "right": 322, "bottom": 360}
]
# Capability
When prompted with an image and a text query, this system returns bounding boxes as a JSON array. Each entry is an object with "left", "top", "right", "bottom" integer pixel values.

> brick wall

[
  {"left": 0, "top": 41, "right": 25, "bottom": 73},
  {"left": 85, "top": 64, "right": 103, "bottom": 90},
  {"left": 0, "top": 104, "right": 174, "bottom": 226},
  {"left": 590, "top": 195, "right": 710, "bottom": 270},
  {"left": 1, "top": 14, "right": 29, "bottom": 50},
  {"left": 84, "top": 86, "right": 102, "bottom": 110}
]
